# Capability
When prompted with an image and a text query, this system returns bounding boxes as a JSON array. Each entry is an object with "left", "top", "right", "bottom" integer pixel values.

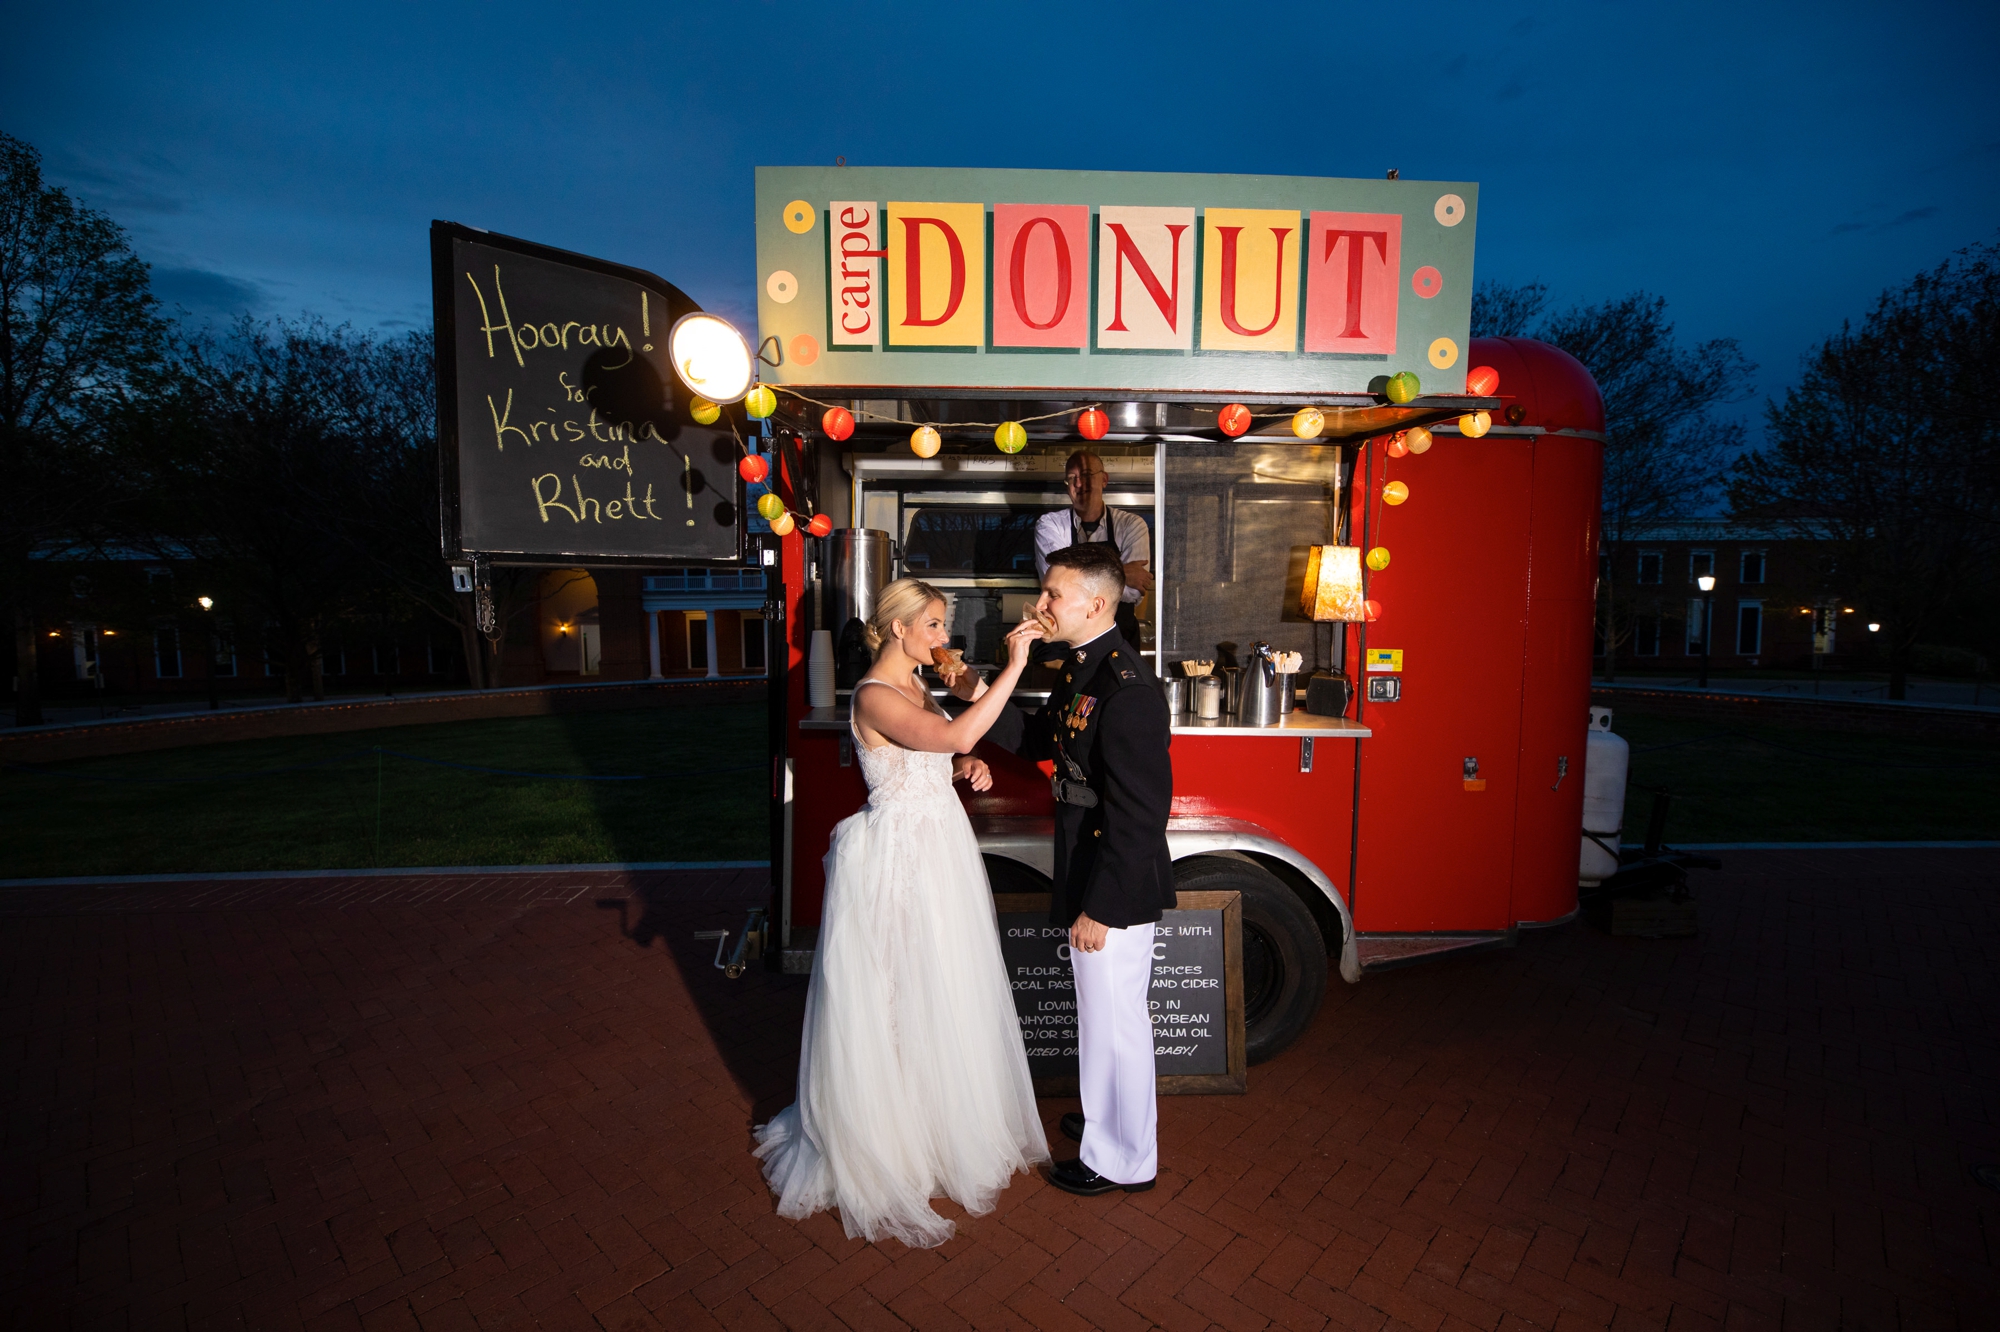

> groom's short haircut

[{"left": 1046, "top": 543, "right": 1126, "bottom": 601}]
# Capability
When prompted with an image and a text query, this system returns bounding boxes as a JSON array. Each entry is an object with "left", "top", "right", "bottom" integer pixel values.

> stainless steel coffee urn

[{"left": 828, "top": 529, "right": 894, "bottom": 688}]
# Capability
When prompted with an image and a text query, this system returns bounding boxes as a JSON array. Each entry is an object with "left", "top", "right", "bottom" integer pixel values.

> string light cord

[{"left": 770, "top": 387, "right": 1103, "bottom": 431}]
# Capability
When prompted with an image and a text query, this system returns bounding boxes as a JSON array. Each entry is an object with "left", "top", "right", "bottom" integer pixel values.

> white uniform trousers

[{"left": 1071, "top": 921, "right": 1157, "bottom": 1184}]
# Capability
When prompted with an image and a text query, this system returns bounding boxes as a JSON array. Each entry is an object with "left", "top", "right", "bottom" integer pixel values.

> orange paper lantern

[
  {"left": 806, "top": 514, "right": 833, "bottom": 538},
  {"left": 1077, "top": 407, "right": 1108, "bottom": 440},
  {"left": 1218, "top": 403, "right": 1252, "bottom": 437},
  {"left": 1465, "top": 365, "right": 1500, "bottom": 396},
  {"left": 820, "top": 406, "right": 855, "bottom": 441},
  {"left": 1385, "top": 433, "right": 1409, "bottom": 458},
  {"left": 738, "top": 454, "right": 769, "bottom": 484}
]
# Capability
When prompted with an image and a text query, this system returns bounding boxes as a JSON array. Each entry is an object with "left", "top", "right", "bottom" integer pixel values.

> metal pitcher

[{"left": 1236, "top": 643, "right": 1287, "bottom": 726}]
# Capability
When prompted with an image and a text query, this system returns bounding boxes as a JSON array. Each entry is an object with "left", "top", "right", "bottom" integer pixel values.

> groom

[{"left": 976, "top": 544, "right": 1175, "bottom": 1195}]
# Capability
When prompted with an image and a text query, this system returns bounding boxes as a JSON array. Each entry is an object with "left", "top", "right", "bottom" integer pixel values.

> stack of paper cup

[{"left": 808, "top": 629, "right": 836, "bottom": 708}]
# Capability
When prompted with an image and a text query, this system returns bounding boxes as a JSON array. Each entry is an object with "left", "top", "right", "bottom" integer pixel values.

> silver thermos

[{"left": 828, "top": 529, "right": 894, "bottom": 688}]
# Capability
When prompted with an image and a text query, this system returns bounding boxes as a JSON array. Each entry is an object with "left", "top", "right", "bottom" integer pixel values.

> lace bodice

[{"left": 852, "top": 680, "right": 960, "bottom": 814}]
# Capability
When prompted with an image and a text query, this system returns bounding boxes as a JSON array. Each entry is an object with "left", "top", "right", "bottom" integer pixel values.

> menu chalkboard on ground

[
  {"left": 995, "top": 890, "right": 1246, "bottom": 1095},
  {"left": 432, "top": 221, "right": 743, "bottom": 564}
]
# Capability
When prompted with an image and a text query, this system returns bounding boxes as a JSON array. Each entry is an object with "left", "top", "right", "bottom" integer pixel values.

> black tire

[
  {"left": 1173, "top": 854, "right": 1327, "bottom": 1065},
  {"left": 983, "top": 855, "right": 1054, "bottom": 896}
]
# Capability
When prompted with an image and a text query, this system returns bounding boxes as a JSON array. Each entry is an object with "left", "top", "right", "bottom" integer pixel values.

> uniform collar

[{"left": 1067, "top": 624, "right": 1126, "bottom": 678}]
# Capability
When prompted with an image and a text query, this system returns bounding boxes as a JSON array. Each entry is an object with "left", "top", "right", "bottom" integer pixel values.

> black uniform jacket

[{"left": 988, "top": 628, "right": 1175, "bottom": 928}]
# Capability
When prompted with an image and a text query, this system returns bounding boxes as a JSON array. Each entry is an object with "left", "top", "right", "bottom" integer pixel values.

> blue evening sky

[{"left": 5, "top": 1, "right": 1997, "bottom": 423}]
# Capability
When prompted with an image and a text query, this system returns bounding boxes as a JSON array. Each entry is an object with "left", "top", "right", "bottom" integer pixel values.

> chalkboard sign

[
  {"left": 431, "top": 222, "right": 743, "bottom": 564},
  {"left": 995, "top": 890, "right": 1246, "bottom": 1095}
]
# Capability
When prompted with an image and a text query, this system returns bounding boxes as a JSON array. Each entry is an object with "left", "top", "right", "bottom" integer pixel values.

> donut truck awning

[{"left": 751, "top": 165, "right": 1499, "bottom": 440}]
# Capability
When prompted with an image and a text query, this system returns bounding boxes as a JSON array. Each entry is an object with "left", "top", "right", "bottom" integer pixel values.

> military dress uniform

[{"left": 989, "top": 627, "right": 1174, "bottom": 1185}]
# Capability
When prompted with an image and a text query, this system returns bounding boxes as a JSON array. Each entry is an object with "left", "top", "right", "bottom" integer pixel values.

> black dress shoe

[
  {"left": 1047, "top": 1158, "right": 1154, "bottom": 1196},
  {"left": 1060, "top": 1112, "right": 1085, "bottom": 1143}
]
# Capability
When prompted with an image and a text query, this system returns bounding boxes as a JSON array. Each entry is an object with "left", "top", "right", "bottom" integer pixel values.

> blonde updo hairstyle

[{"left": 865, "top": 577, "right": 948, "bottom": 656}]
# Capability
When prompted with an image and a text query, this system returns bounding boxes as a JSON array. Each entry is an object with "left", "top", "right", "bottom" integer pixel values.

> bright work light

[{"left": 668, "top": 313, "right": 754, "bottom": 404}]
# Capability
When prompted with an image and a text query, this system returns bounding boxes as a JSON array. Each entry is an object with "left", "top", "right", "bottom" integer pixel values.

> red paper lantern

[
  {"left": 1217, "top": 403, "right": 1252, "bottom": 437},
  {"left": 820, "top": 406, "right": 855, "bottom": 441},
  {"left": 806, "top": 513, "right": 833, "bottom": 538},
  {"left": 738, "top": 454, "right": 769, "bottom": 484},
  {"left": 1384, "top": 432, "right": 1409, "bottom": 458},
  {"left": 1363, "top": 599, "right": 1382, "bottom": 622},
  {"left": 1465, "top": 365, "right": 1500, "bottom": 396},
  {"left": 1077, "top": 407, "right": 1108, "bottom": 441}
]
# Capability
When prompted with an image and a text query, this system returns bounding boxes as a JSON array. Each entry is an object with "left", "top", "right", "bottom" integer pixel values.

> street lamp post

[
  {"left": 1697, "top": 575, "right": 1715, "bottom": 689},
  {"left": 197, "top": 596, "right": 218, "bottom": 710}
]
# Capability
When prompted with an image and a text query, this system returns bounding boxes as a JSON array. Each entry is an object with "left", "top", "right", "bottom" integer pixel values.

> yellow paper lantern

[
  {"left": 910, "top": 425, "right": 941, "bottom": 458},
  {"left": 994, "top": 421, "right": 1026, "bottom": 453},
  {"left": 1291, "top": 407, "right": 1325, "bottom": 439},
  {"left": 689, "top": 397, "right": 721, "bottom": 425},
  {"left": 1459, "top": 410, "right": 1491, "bottom": 439},
  {"left": 767, "top": 510, "right": 796, "bottom": 536},
  {"left": 756, "top": 492, "right": 786, "bottom": 521},
  {"left": 744, "top": 385, "right": 777, "bottom": 419},
  {"left": 1405, "top": 425, "right": 1433, "bottom": 454},
  {"left": 1366, "top": 546, "right": 1391, "bottom": 571},
  {"left": 1383, "top": 480, "right": 1410, "bottom": 506}
]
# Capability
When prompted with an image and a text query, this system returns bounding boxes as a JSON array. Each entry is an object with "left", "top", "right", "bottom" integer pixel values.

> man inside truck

[{"left": 1033, "top": 449, "right": 1153, "bottom": 647}]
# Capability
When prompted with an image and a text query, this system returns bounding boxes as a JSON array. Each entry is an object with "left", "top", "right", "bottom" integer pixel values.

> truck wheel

[{"left": 1174, "top": 855, "right": 1327, "bottom": 1065}]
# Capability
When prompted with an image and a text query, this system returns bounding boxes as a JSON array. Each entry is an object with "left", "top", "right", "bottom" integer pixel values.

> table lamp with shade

[{"left": 1299, "top": 545, "right": 1365, "bottom": 716}]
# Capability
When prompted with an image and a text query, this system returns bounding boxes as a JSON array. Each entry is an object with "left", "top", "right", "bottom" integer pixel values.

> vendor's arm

[
  {"left": 1032, "top": 510, "right": 1065, "bottom": 582},
  {"left": 1116, "top": 510, "right": 1154, "bottom": 601},
  {"left": 1076, "top": 686, "right": 1173, "bottom": 920}
]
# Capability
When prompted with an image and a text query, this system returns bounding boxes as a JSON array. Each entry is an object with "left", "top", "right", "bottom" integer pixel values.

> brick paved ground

[{"left": 3, "top": 850, "right": 1996, "bottom": 1330}]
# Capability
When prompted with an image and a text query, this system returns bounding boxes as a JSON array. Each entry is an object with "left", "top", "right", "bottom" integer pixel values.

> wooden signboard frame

[{"left": 994, "top": 889, "right": 1246, "bottom": 1096}]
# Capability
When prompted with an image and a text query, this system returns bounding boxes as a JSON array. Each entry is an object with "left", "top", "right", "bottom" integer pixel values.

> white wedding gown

[{"left": 754, "top": 680, "right": 1049, "bottom": 1247}]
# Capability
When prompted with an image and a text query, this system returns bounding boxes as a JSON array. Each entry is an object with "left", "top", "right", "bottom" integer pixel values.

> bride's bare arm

[{"left": 855, "top": 621, "right": 1042, "bottom": 754}]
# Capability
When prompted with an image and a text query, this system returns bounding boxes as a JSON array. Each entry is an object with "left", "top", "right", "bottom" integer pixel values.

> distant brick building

[{"left": 1597, "top": 519, "right": 1861, "bottom": 673}]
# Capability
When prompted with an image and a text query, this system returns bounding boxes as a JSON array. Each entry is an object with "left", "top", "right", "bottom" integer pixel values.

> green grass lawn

[
  {"left": 1612, "top": 709, "right": 1999, "bottom": 844},
  {"left": 2, "top": 705, "right": 769, "bottom": 879},
  {"left": 5, "top": 701, "right": 1993, "bottom": 879}
]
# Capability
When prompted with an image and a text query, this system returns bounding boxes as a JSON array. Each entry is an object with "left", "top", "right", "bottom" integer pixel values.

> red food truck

[{"left": 747, "top": 167, "right": 1604, "bottom": 1066}]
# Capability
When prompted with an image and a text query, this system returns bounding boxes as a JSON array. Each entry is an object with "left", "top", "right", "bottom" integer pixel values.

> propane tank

[{"left": 1579, "top": 706, "right": 1629, "bottom": 887}]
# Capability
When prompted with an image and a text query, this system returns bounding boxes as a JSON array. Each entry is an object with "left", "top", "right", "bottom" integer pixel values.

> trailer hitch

[{"left": 693, "top": 907, "right": 768, "bottom": 979}]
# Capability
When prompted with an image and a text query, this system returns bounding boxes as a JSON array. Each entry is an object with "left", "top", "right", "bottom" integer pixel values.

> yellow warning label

[{"left": 1365, "top": 648, "right": 1403, "bottom": 673}]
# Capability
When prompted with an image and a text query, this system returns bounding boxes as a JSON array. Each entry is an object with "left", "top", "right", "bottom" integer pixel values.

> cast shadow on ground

[{"left": 597, "top": 877, "right": 805, "bottom": 1125}]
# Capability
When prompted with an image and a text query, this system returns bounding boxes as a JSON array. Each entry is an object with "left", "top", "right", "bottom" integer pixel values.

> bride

[{"left": 754, "top": 577, "right": 1050, "bottom": 1247}]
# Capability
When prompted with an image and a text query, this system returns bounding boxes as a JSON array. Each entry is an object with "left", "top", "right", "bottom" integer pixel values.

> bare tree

[
  {"left": 0, "top": 132, "right": 164, "bottom": 724},
  {"left": 125, "top": 318, "right": 413, "bottom": 701},
  {"left": 1729, "top": 240, "right": 2000, "bottom": 698}
]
